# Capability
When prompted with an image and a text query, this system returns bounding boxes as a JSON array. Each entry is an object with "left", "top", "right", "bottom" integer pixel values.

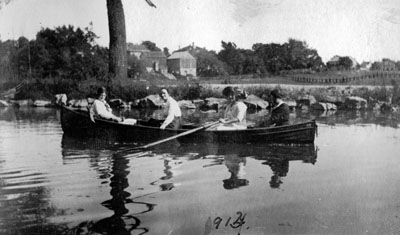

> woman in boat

[
  {"left": 215, "top": 86, "right": 248, "bottom": 130},
  {"left": 91, "top": 87, "right": 136, "bottom": 125},
  {"left": 159, "top": 88, "right": 182, "bottom": 130},
  {"left": 262, "top": 89, "right": 290, "bottom": 127}
]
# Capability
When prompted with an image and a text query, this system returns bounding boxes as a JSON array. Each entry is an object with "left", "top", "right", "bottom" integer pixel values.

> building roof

[
  {"left": 327, "top": 55, "right": 358, "bottom": 67},
  {"left": 140, "top": 51, "right": 167, "bottom": 59},
  {"left": 127, "top": 43, "right": 150, "bottom": 52},
  {"left": 328, "top": 55, "right": 341, "bottom": 63},
  {"left": 168, "top": 51, "right": 195, "bottom": 60}
]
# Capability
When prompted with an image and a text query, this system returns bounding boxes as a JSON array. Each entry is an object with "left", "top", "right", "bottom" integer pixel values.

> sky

[{"left": 1, "top": 0, "right": 400, "bottom": 63}]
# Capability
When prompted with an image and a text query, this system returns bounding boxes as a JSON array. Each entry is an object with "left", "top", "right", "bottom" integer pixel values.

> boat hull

[{"left": 60, "top": 105, "right": 317, "bottom": 144}]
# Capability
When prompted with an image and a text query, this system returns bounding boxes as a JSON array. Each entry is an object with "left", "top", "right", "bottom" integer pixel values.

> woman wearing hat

[{"left": 263, "top": 89, "right": 290, "bottom": 127}]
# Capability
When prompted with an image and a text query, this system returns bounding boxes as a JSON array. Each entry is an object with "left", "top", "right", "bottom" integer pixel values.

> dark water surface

[{"left": 1, "top": 107, "right": 400, "bottom": 235}]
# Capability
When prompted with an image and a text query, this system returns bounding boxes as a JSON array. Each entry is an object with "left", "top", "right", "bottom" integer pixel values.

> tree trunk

[{"left": 106, "top": 0, "right": 127, "bottom": 79}]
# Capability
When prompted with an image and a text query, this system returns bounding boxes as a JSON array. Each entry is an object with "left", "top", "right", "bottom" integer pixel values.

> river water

[{"left": 1, "top": 106, "right": 400, "bottom": 235}]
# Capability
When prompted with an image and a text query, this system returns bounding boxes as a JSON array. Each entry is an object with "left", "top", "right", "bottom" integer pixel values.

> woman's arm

[
  {"left": 160, "top": 99, "right": 180, "bottom": 129},
  {"left": 220, "top": 102, "right": 246, "bottom": 124},
  {"left": 93, "top": 101, "right": 122, "bottom": 122}
]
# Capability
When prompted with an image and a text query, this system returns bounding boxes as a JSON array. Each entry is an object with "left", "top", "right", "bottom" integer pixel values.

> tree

[
  {"left": 1, "top": 0, "right": 156, "bottom": 80},
  {"left": 0, "top": 39, "right": 19, "bottom": 79},
  {"left": 252, "top": 39, "right": 324, "bottom": 74},
  {"left": 396, "top": 61, "right": 400, "bottom": 71},
  {"left": 283, "top": 39, "right": 324, "bottom": 71},
  {"left": 106, "top": 0, "right": 157, "bottom": 79},
  {"left": 195, "top": 49, "right": 228, "bottom": 77},
  {"left": 338, "top": 57, "right": 353, "bottom": 70},
  {"left": 10, "top": 26, "right": 109, "bottom": 80},
  {"left": 127, "top": 54, "right": 146, "bottom": 78},
  {"left": 107, "top": 0, "right": 127, "bottom": 79},
  {"left": 141, "top": 40, "right": 161, "bottom": 51},
  {"left": 253, "top": 42, "right": 286, "bottom": 74},
  {"left": 240, "top": 49, "right": 265, "bottom": 75},
  {"left": 163, "top": 47, "right": 170, "bottom": 57},
  {"left": 218, "top": 41, "right": 246, "bottom": 75}
]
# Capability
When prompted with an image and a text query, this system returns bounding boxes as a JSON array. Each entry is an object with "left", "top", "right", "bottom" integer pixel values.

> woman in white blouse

[
  {"left": 91, "top": 87, "right": 136, "bottom": 125},
  {"left": 159, "top": 88, "right": 182, "bottom": 130},
  {"left": 216, "top": 86, "right": 247, "bottom": 130}
]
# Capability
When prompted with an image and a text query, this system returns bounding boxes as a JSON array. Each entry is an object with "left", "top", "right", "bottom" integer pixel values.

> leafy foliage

[
  {"left": 218, "top": 41, "right": 245, "bottom": 74},
  {"left": 220, "top": 39, "right": 324, "bottom": 76},
  {"left": 194, "top": 49, "right": 228, "bottom": 77},
  {"left": 127, "top": 54, "right": 146, "bottom": 78},
  {"left": 1, "top": 25, "right": 109, "bottom": 81},
  {"left": 141, "top": 40, "right": 161, "bottom": 51},
  {"left": 338, "top": 57, "right": 353, "bottom": 70}
]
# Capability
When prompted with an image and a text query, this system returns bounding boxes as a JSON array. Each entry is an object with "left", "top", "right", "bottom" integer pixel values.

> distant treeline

[{"left": 1, "top": 25, "right": 400, "bottom": 82}]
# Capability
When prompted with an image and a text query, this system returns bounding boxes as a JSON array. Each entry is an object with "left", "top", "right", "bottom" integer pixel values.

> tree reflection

[
  {"left": 62, "top": 135, "right": 154, "bottom": 234},
  {"left": 91, "top": 155, "right": 134, "bottom": 234}
]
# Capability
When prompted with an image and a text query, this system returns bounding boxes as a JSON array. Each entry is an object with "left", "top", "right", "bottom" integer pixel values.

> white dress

[
  {"left": 91, "top": 99, "right": 136, "bottom": 125},
  {"left": 216, "top": 101, "right": 247, "bottom": 130}
]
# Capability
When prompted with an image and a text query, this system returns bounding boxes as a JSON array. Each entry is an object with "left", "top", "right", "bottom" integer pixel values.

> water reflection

[
  {"left": 62, "top": 133, "right": 318, "bottom": 194},
  {"left": 0, "top": 171, "right": 68, "bottom": 234},
  {"left": 2, "top": 105, "right": 400, "bottom": 234},
  {"left": 263, "top": 157, "right": 289, "bottom": 188},
  {"left": 61, "top": 135, "right": 152, "bottom": 234},
  {"left": 223, "top": 154, "right": 249, "bottom": 190},
  {"left": 158, "top": 157, "right": 180, "bottom": 191},
  {"left": 91, "top": 155, "right": 149, "bottom": 234},
  {"left": 152, "top": 142, "right": 318, "bottom": 190},
  {"left": 0, "top": 106, "right": 59, "bottom": 123},
  {"left": 302, "top": 109, "right": 400, "bottom": 128}
]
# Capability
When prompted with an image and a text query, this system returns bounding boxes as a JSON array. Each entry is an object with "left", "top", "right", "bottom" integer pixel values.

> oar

[
  {"left": 117, "top": 121, "right": 220, "bottom": 153},
  {"left": 139, "top": 121, "right": 220, "bottom": 149}
]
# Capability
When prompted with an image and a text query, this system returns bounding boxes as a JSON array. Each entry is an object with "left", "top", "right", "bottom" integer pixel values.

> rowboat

[{"left": 60, "top": 105, "right": 317, "bottom": 144}]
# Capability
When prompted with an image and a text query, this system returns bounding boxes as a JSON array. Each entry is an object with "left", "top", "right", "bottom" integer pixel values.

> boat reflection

[
  {"left": 152, "top": 141, "right": 318, "bottom": 190},
  {"left": 62, "top": 134, "right": 317, "bottom": 192},
  {"left": 61, "top": 134, "right": 318, "bottom": 233}
]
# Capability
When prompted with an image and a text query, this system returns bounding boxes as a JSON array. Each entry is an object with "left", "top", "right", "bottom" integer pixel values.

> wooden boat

[{"left": 60, "top": 105, "right": 317, "bottom": 144}]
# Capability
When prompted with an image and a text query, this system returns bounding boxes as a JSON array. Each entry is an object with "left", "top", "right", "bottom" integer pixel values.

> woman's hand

[
  {"left": 219, "top": 118, "right": 240, "bottom": 124},
  {"left": 219, "top": 118, "right": 227, "bottom": 124}
]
